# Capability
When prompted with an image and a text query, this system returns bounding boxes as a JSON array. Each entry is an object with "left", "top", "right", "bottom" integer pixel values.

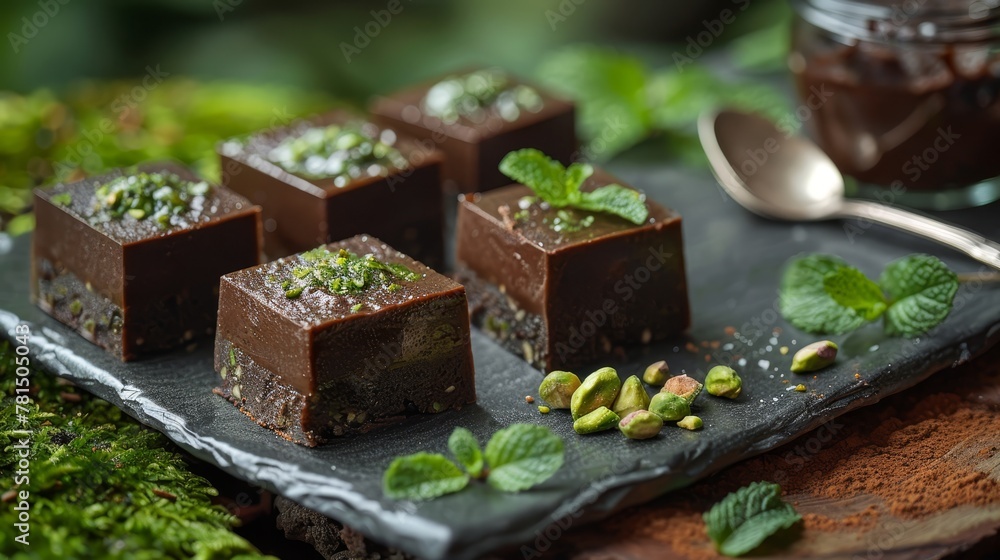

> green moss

[
  {"left": 0, "top": 80, "right": 334, "bottom": 235},
  {"left": 0, "top": 341, "right": 275, "bottom": 559}
]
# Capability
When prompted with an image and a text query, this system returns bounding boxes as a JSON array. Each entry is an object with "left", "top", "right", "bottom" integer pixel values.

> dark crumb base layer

[
  {"left": 456, "top": 266, "right": 550, "bottom": 371},
  {"left": 34, "top": 262, "right": 125, "bottom": 358},
  {"left": 213, "top": 337, "right": 475, "bottom": 447},
  {"left": 34, "top": 259, "right": 213, "bottom": 360},
  {"left": 458, "top": 266, "right": 653, "bottom": 372}
]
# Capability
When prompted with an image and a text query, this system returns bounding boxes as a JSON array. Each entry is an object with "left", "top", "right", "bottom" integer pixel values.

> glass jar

[{"left": 790, "top": 0, "right": 1000, "bottom": 209}]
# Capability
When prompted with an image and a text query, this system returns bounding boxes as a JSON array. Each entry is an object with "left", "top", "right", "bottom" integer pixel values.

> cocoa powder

[{"left": 545, "top": 346, "right": 1000, "bottom": 560}]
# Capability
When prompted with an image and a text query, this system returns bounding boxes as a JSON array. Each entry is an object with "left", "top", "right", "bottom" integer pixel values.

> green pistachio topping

[
  {"left": 51, "top": 193, "right": 73, "bottom": 206},
  {"left": 548, "top": 209, "right": 595, "bottom": 233},
  {"left": 422, "top": 68, "right": 544, "bottom": 125},
  {"left": 91, "top": 172, "right": 211, "bottom": 228},
  {"left": 277, "top": 246, "right": 421, "bottom": 300},
  {"left": 267, "top": 123, "right": 409, "bottom": 185}
]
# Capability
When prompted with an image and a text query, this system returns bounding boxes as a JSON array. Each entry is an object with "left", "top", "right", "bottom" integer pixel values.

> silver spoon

[{"left": 698, "top": 109, "right": 1000, "bottom": 271}]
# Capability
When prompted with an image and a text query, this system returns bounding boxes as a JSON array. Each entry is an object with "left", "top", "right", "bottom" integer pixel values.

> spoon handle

[{"left": 839, "top": 200, "right": 1000, "bottom": 270}]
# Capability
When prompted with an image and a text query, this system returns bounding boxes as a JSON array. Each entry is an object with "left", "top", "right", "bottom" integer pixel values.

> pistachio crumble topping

[
  {"left": 90, "top": 171, "right": 212, "bottom": 229},
  {"left": 277, "top": 246, "right": 421, "bottom": 301},
  {"left": 267, "top": 123, "right": 409, "bottom": 185},
  {"left": 422, "top": 68, "right": 544, "bottom": 125}
]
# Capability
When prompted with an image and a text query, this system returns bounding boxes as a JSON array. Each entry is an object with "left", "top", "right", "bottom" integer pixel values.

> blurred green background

[{"left": 0, "top": 0, "right": 792, "bottom": 234}]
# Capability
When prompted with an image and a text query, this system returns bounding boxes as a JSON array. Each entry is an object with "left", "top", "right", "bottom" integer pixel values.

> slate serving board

[{"left": 3, "top": 162, "right": 1000, "bottom": 560}]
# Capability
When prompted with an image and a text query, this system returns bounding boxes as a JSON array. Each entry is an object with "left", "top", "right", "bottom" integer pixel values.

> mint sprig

[
  {"left": 382, "top": 452, "right": 470, "bottom": 501},
  {"left": 704, "top": 481, "right": 801, "bottom": 557},
  {"left": 778, "top": 255, "right": 865, "bottom": 334},
  {"left": 484, "top": 424, "right": 564, "bottom": 493},
  {"left": 499, "top": 148, "right": 649, "bottom": 225},
  {"left": 822, "top": 267, "right": 887, "bottom": 321},
  {"left": 448, "top": 427, "right": 484, "bottom": 478},
  {"left": 383, "top": 424, "right": 564, "bottom": 501},
  {"left": 780, "top": 253, "right": 958, "bottom": 337},
  {"left": 881, "top": 255, "right": 959, "bottom": 337}
]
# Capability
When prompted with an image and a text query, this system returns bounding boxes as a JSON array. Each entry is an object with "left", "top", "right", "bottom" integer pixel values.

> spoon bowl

[
  {"left": 698, "top": 109, "right": 845, "bottom": 221},
  {"left": 698, "top": 108, "right": 1000, "bottom": 270}
]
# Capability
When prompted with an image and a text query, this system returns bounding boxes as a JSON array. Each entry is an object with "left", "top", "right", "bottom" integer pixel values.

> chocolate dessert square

[
  {"left": 31, "top": 163, "right": 261, "bottom": 361},
  {"left": 455, "top": 172, "right": 690, "bottom": 372},
  {"left": 369, "top": 68, "right": 577, "bottom": 193},
  {"left": 219, "top": 111, "right": 445, "bottom": 268},
  {"left": 213, "top": 235, "right": 476, "bottom": 447}
]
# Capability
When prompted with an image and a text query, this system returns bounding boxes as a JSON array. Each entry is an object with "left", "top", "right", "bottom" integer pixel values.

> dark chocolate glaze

[
  {"left": 455, "top": 172, "right": 690, "bottom": 371},
  {"left": 31, "top": 162, "right": 261, "bottom": 361},
  {"left": 369, "top": 71, "right": 577, "bottom": 192},
  {"left": 794, "top": 31, "right": 1000, "bottom": 190},
  {"left": 213, "top": 235, "right": 476, "bottom": 446},
  {"left": 219, "top": 111, "right": 445, "bottom": 268}
]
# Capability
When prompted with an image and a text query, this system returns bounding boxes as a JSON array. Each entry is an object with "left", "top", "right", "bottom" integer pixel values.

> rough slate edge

[{"left": 3, "top": 163, "right": 1000, "bottom": 560}]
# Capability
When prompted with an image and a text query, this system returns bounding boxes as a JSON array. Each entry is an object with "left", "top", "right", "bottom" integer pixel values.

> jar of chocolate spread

[{"left": 790, "top": 0, "right": 1000, "bottom": 209}]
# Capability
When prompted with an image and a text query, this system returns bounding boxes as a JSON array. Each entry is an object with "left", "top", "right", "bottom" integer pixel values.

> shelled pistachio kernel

[
  {"left": 677, "top": 416, "right": 703, "bottom": 431},
  {"left": 538, "top": 370, "right": 581, "bottom": 409},
  {"left": 619, "top": 410, "right": 663, "bottom": 440},
  {"left": 649, "top": 392, "right": 690, "bottom": 422},
  {"left": 538, "top": 405, "right": 551, "bottom": 414},
  {"left": 642, "top": 360, "right": 669, "bottom": 386},
  {"left": 791, "top": 340, "right": 839, "bottom": 373},
  {"left": 612, "top": 375, "right": 650, "bottom": 418},
  {"left": 662, "top": 374, "right": 703, "bottom": 405},
  {"left": 570, "top": 367, "right": 621, "bottom": 420},
  {"left": 705, "top": 365, "right": 742, "bottom": 399},
  {"left": 573, "top": 406, "right": 620, "bottom": 435}
]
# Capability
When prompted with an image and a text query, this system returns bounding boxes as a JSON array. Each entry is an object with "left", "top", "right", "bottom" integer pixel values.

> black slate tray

[{"left": 3, "top": 162, "right": 1000, "bottom": 560}]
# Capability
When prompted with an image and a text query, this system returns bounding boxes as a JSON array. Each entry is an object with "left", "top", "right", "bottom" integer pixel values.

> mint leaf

[
  {"left": 447, "top": 427, "right": 484, "bottom": 478},
  {"left": 704, "top": 481, "right": 801, "bottom": 557},
  {"left": 822, "top": 267, "right": 888, "bottom": 321},
  {"left": 498, "top": 149, "right": 649, "bottom": 225},
  {"left": 499, "top": 149, "right": 570, "bottom": 204},
  {"left": 484, "top": 424, "right": 564, "bottom": 493},
  {"left": 564, "top": 162, "right": 594, "bottom": 192},
  {"left": 382, "top": 452, "right": 469, "bottom": 501},
  {"left": 779, "top": 255, "right": 865, "bottom": 334},
  {"left": 880, "top": 254, "right": 958, "bottom": 337},
  {"left": 576, "top": 184, "right": 649, "bottom": 225}
]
